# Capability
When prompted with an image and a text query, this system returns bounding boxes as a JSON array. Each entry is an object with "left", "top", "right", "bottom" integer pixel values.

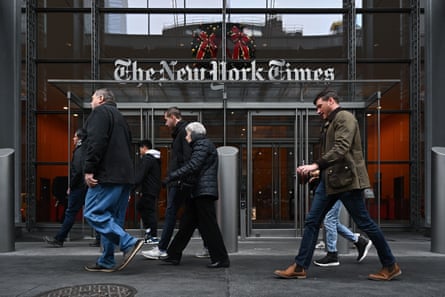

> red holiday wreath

[
  {"left": 191, "top": 23, "right": 255, "bottom": 62},
  {"left": 227, "top": 24, "right": 255, "bottom": 60}
]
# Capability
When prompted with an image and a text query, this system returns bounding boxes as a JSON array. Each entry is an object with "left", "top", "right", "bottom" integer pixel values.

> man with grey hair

[
  {"left": 83, "top": 88, "right": 143, "bottom": 272},
  {"left": 161, "top": 121, "right": 230, "bottom": 268}
]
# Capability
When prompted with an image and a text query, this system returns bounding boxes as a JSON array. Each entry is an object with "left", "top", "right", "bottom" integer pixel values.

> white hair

[{"left": 185, "top": 122, "right": 207, "bottom": 136}]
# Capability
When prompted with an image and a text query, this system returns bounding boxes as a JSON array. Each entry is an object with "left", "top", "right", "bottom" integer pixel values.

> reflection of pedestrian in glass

[
  {"left": 83, "top": 88, "right": 143, "bottom": 272},
  {"left": 274, "top": 89, "right": 401, "bottom": 281},
  {"left": 134, "top": 139, "right": 161, "bottom": 245},
  {"left": 161, "top": 122, "right": 229, "bottom": 268},
  {"left": 44, "top": 128, "right": 87, "bottom": 247}
]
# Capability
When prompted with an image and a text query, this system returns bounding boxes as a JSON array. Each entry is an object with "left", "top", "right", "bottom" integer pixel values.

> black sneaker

[
  {"left": 355, "top": 235, "right": 373, "bottom": 262},
  {"left": 84, "top": 263, "right": 115, "bottom": 273},
  {"left": 161, "top": 256, "right": 180, "bottom": 265},
  {"left": 313, "top": 252, "right": 340, "bottom": 267},
  {"left": 43, "top": 236, "right": 63, "bottom": 248}
]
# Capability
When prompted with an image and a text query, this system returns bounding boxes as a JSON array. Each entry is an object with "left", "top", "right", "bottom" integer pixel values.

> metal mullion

[
  {"left": 91, "top": 0, "right": 99, "bottom": 83},
  {"left": 26, "top": 0, "right": 38, "bottom": 231},
  {"left": 409, "top": 0, "right": 421, "bottom": 227}
]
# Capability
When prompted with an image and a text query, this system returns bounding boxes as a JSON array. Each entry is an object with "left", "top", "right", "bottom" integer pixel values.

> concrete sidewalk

[{"left": 1, "top": 232, "right": 444, "bottom": 297}]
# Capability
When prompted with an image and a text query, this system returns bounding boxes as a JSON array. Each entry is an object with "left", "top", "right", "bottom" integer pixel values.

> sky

[{"left": 123, "top": 0, "right": 362, "bottom": 36}]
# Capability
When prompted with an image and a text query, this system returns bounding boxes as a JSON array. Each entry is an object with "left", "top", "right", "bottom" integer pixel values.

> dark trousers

[
  {"left": 295, "top": 178, "right": 396, "bottom": 269},
  {"left": 158, "top": 186, "right": 188, "bottom": 251},
  {"left": 54, "top": 187, "right": 86, "bottom": 242},
  {"left": 167, "top": 196, "right": 228, "bottom": 263},
  {"left": 136, "top": 194, "right": 158, "bottom": 237}
]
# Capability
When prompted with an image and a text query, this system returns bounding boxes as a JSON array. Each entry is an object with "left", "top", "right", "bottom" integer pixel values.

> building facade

[{"left": 2, "top": 0, "right": 435, "bottom": 238}]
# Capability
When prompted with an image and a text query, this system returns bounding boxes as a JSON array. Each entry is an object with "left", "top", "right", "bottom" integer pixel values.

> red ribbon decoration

[
  {"left": 229, "top": 25, "right": 251, "bottom": 60},
  {"left": 195, "top": 31, "right": 218, "bottom": 60}
]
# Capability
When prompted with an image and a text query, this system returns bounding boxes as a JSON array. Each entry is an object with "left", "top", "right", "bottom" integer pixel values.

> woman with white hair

[{"left": 161, "top": 121, "right": 230, "bottom": 268}]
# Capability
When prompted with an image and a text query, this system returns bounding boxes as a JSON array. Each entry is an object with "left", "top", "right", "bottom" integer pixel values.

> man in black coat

[
  {"left": 161, "top": 121, "right": 229, "bottom": 268},
  {"left": 83, "top": 88, "right": 143, "bottom": 272},
  {"left": 44, "top": 128, "right": 87, "bottom": 247}
]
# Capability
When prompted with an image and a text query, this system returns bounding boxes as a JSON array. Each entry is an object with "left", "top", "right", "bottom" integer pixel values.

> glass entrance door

[
  {"left": 251, "top": 145, "right": 295, "bottom": 228},
  {"left": 247, "top": 112, "right": 296, "bottom": 236},
  {"left": 247, "top": 110, "right": 323, "bottom": 237}
]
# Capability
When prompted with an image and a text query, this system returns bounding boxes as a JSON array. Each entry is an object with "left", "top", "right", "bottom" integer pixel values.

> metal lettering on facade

[{"left": 113, "top": 58, "right": 335, "bottom": 82}]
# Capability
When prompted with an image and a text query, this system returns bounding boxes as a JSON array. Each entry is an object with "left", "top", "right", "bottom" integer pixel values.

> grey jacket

[{"left": 315, "top": 108, "right": 371, "bottom": 195}]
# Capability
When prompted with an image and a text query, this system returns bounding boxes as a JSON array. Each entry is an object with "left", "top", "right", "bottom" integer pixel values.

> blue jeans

[
  {"left": 324, "top": 199, "right": 358, "bottom": 252},
  {"left": 158, "top": 186, "right": 189, "bottom": 251},
  {"left": 295, "top": 179, "right": 396, "bottom": 269},
  {"left": 84, "top": 184, "right": 137, "bottom": 269},
  {"left": 54, "top": 187, "right": 86, "bottom": 242}
]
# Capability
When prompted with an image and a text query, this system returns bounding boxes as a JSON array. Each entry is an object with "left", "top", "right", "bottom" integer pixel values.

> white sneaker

[
  {"left": 141, "top": 246, "right": 167, "bottom": 260},
  {"left": 315, "top": 241, "right": 325, "bottom": 249},
  {"left": 195, "top": 247, "right": 210, "bottom": 258}
]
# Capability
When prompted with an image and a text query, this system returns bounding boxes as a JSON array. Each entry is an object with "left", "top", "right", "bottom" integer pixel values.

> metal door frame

[{"left": 247, "top": 110, "right": 298, "bottom": 237}]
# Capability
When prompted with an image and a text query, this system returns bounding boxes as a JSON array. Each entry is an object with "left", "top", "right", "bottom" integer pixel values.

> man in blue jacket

[{"left": 83, "top": 88, "right": 143, "bottom": 272}]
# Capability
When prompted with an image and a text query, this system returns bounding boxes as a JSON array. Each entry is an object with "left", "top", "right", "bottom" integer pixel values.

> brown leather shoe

[
  {"left": 274, "top": 263, "right": 307, "bottom": 279},
  {"left": 368, "top": 263, "right": 402, "bottom": 281}
]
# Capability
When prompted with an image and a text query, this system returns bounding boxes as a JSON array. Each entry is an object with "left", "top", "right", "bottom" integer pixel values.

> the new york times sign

[{"left": 113, "top": 58, "right": 335, "bottom": 82}]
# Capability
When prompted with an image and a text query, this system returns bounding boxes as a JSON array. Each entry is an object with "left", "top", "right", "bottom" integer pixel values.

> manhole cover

[{"left": 34, "top": 283, "right": 137, "bottom": 297}]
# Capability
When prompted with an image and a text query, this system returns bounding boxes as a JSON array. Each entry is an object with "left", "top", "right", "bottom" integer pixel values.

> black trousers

[
  {"left": 167, "top": 196, "right": 228, "bottom": 263},
  {"left": 136, "top": 194, "right": 158, "bottom": 237}
]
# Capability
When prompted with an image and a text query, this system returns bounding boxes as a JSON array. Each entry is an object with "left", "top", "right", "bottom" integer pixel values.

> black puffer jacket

[{"left": 165, "top": 134, "right": 218, "bottom": 199}]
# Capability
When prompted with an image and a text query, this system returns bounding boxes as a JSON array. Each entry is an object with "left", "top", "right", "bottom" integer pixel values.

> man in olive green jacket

[
  {"left": 274, "top": 89, "right": 401, "bottom": 281},
  {"left": 319, "top": 107, "right": 371, "bottom": 196}
]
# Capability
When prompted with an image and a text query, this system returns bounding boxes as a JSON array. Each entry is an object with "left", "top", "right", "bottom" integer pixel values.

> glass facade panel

[
  {"left": 100, "top": 13, "right": 223, "bottom": 58},
  {"left": 38, "top": 0, "right": 91, "bottom": 8},
  {"left": 366, "top": 163, "right": 410, "bottom": 221},
  {"left": 37, "top": 63, "right": 91, "bottom": 111},
  {"left": 230, "top": 0, "right": 344, "bottom": 9},
  {"left": 366, "top": 113, "right": 410, "bottom": 162},
  {"left": 226, "top": 110, "right": 248, "bottom": 142},
  {"left": 37, "top": 114, "right": 70, "bottom": 163},
  {"left": 38, "top": 13, "right": 91, "bottom": 59},
  {"left": 100, "top": 13, "right": 347, "bottom": 59},
  {"left": 22, "top": 1, "right": 422, "bottom": 230},
  {"left": 362, "top": 0, "right": 410, "bottom": 9},
  {"left": 101, "top": 0, "right": 222, "bottom": 8},
  {"left": 357, "top": 63, "right": 410, "bottom": 110},
  {"left": 36, "top": 164, "right": 70, "bottom": 223},
  {"left": 357, "top": 12, "right": 410, "bottom": 59}
]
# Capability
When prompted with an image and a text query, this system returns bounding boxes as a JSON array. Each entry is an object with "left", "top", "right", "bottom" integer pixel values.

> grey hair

[
  {"left": 94, "top": 88, "right": 115, "bottom": 101},
  {"left": 185, "top": 122, "right": 207, "bottom": 136}
]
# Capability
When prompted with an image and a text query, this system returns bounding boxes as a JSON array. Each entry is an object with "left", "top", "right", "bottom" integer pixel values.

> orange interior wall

[
  {"left": 36, "top": 114, "right": 70, "bottom": 222},
  {"left": 366, "top": 114, "right": 410, "bottom": 220}
]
